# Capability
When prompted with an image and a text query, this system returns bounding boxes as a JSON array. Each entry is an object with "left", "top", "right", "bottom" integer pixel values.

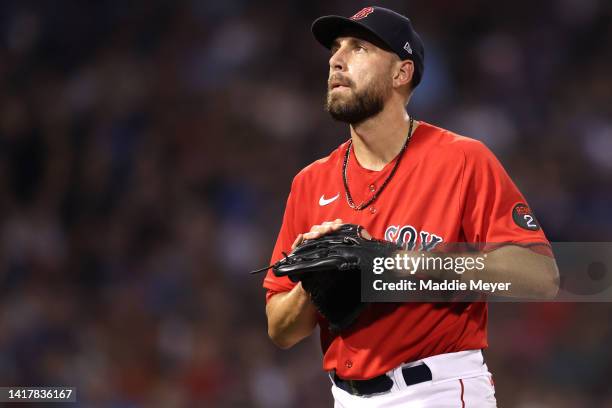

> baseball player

[{"left": 262, "top": 7, "right": 559, "bottom": 407}]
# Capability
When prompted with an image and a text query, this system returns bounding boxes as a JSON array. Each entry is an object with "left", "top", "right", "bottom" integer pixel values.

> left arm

[
  {"left": 465, "top": 245, "right": 559, "bottom": 298},
  {"left": 449, "top": 139, "right": 559, "bottom": 298},
  {"left": 395, "top": 245, "right": 559, "bottom": 298}
]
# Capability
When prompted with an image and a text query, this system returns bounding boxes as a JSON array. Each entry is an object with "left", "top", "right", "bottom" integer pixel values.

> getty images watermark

[
  {"left": 371, "top": 252, "right": 511, "bottom": 295},
  {"left": 362, "top": 243, "right": 612, "bottom": 302}
]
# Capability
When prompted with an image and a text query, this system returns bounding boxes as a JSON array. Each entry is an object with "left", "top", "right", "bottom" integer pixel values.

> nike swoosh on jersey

[{"left": 319, "top": 193, "right": 339, "bottom": 206}]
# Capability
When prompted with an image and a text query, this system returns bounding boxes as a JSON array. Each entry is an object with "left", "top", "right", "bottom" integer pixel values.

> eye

[{"left": 355, "top": 44, "right": 367, "bottom": 52}]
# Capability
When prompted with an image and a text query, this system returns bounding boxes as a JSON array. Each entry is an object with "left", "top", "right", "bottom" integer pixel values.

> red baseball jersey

[{"left": 263, "top": 121, "right": 550, "bottom": 380}]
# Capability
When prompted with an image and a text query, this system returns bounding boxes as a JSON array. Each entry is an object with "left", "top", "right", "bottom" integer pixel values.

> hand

[
  {"left": 274, "top": 223, "right": 395, "bottom": 332},
  {"left": 292, "top": 220, "right": 373, "bottom": 247},
  {"left": 300, "top": 219, "right": 344, "bottom": 241}
]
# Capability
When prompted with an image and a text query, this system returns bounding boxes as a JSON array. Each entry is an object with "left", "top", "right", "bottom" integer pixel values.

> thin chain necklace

[{"left": 342, "top": 117, "right": 414, "bottom": 210}]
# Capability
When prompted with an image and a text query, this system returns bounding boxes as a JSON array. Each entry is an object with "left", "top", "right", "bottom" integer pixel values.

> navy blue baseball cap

[{"left": 312, "top": 6, "right": 425, "bottom": 87}]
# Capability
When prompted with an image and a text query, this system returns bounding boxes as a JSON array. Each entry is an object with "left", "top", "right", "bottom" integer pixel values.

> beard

[{"left": 325, "top": 76, "right": 392, "bottom": 125}]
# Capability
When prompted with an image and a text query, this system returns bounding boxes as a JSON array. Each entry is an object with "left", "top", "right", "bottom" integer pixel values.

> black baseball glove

[{"left": 253, "top": 224, "right": 402, "bottom": 332}]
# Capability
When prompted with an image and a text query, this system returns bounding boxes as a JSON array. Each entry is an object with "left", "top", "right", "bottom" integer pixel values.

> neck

[{"left": 349, "top": 102, "right": 418, "bottom": 171}]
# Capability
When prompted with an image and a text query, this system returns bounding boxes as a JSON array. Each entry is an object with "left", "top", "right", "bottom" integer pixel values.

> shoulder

[{"left": 417, "top": 121, "right": 496, "bottom": 163}]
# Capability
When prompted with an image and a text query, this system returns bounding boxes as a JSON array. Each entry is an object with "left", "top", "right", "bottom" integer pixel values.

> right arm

[
  {"left": 266, "top": 282, "right": 318, "bottom": 349},
  {"left": 265, "top": 220, "right": 343, "bottom": 349}
]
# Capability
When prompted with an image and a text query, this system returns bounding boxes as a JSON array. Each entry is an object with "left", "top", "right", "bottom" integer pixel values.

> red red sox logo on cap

[{"left": 350, "top": 7, "right": 374, "bottom": 20}]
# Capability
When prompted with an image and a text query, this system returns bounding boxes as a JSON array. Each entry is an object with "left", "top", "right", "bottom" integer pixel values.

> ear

[{"left": 393, "top": 60, "right": 414, "bottom": 89}]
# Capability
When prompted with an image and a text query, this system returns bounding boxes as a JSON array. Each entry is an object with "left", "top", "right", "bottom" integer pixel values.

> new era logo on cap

[
  {"left": 350, "top": 7, "right": 374, "bottom": 20},
  {"left": 403, "top": 41, "right": 412, "bottom": 54}
]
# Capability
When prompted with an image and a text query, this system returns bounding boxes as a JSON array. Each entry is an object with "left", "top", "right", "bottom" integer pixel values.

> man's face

[{"left": 325, "top": 35, "right": 396, "bottom": 124}]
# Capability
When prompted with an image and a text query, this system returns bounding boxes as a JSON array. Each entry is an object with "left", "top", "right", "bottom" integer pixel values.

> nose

[{"left": 329, "top": 46, "right": 347, "bottom": 72}]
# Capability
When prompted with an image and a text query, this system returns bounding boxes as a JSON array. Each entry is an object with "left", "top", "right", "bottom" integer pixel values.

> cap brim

[{"left": 311, "top": 15, "right": 391, "bottom": 52}]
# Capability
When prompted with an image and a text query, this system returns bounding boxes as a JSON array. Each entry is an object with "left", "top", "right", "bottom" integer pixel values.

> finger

[
  {"left": 361, "top": 229, "right": 372, "bottom": 240},
  {"left": 311, "top": 224, "right": 329, "bottom": 234},
  {"left": 325, "top": 219, "right": 343, "bottom": 228},
  {"left": 310, "top": 224, "right": 321, "bottom": 232},
  {"left": 320, "top": 222, "right": 342, "bottom": 232},
  {"left": 319, "top": 224, "right": 337, "bottom": 234},
  {"left": 305, "top": 220, "right": 344, "bottom": 240},
  {"left": 291, "top": 234, "right": 304, "bottom": 250},
  {"left": 302, "top": 230, "right": 322, "bottom": 240},
  {"left": 316, "top": 220, "right": 342, "bottom": 232},
  {"left": 303, "top": 225, "right": 336, "bottom": 240}
]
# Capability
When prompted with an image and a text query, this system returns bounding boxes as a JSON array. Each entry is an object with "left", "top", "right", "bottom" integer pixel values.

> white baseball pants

[{"left": 331, "top": 350, "right": 497, "bottom": 408}]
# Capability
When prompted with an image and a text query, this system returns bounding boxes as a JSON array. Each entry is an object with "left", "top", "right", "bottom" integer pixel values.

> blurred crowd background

[{"left": 0, "top": 0, "right": 611, "bottom": 407}]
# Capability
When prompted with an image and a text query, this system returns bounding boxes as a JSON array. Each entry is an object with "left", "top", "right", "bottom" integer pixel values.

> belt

[{"left": 332, "top": 363, "right": 432, "bottom": 397}]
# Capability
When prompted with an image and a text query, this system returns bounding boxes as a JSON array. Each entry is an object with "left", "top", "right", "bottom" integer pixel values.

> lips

[
  {"left": 330, "top": 83, "right": 351, "bottom": 91},
  {"left": 329, "top": 76, "right": 351, "bottom": 90}
]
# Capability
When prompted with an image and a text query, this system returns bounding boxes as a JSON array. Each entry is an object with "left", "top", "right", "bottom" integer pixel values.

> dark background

[{"left": 0, "top": 0, "right": 611, "bottom": 406}]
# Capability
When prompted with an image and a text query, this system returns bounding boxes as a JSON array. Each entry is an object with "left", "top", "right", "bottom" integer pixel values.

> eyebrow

[{"left": 330, "top": 38, "right": 364, "bottom": 51}]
